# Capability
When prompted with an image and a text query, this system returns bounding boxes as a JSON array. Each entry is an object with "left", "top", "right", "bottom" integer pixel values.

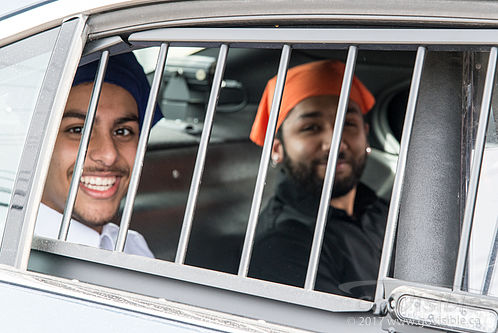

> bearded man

[{"left": 248, "top": 60, "right": 388, "bottom": 299}]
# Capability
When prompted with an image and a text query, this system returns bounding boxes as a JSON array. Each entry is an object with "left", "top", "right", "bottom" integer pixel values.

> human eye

[
  {"left": 344, "top": 114, "right": 360, "bottom": 127},
  {"left": 114, "top": 127, "right": 134, "bottom": 137},
  {"left": 301, "top": 123, "right": 321, "bottom": 133},
  {"left": 66, "top": 126, "right": 83, "bottom": 134}
]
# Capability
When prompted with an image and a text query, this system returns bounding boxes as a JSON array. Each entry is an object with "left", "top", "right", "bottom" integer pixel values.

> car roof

[
  {"left": 4, "top": 0, "right": 498, "bottom": 47},
  {"left": 0, "top": 0, "right": 162, "bottom": 47}
]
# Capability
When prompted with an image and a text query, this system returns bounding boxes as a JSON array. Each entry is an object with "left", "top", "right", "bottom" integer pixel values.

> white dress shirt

[{"left": 35, "top": 204, "right": 154, "bottom": 258}]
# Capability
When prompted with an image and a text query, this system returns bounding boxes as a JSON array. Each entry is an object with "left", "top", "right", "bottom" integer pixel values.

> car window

[
  {"left": 468, "top": 60, "right": 498, "bottom": 297},
  {"left": 4, "top": 2, "right": 498, "bottom": 329},
  {"left": 31, "top": 39, "right": 410, "bottom": 303},
  {"left": 127, "top": 45, "right": 414, "bottom": 301},
  {"left": 0, "top": 27, "right": 59, "bottom": 240},
  {"left": 28, "top": 22, "right": 498, "bottom": 331}
]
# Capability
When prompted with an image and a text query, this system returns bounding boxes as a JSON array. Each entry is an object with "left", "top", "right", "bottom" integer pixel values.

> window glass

[
  {"left": 468, "top": 56, "right": 498, "bottom": 296},
  {"left": 183, "top": 47, "right": 279, "bottom": 272},
  {"left": 0, "top": 27, "right": 59, "bottom": 239},
  {"left": 133, "top": 45, "right": 413, "bottom": 301},
  {"left": 132, "top": 46, "right": 209, "bottom": 260},
  {"left": 244, "top": 49, "right": 411, "bottom": 300},
  {"left": 132, "top": 46, "right": 259, "bottom": 262}
]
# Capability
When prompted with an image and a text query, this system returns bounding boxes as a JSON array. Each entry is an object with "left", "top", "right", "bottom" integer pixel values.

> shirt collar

[{"left": 35, "top": 203, "right": 101, "bottom": 248}]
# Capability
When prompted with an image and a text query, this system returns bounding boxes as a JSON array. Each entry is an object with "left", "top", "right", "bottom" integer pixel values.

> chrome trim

[
  {"left": 59, "top": 50, "right": 109, "bottom": 240},
  {"left": 129, "top": 28, "right": 498, "bottom": 46},
  {"left": 388, "top": 285, "right": 498, "bottom": 333},
  {"left": 175, "top": 44, "right": 229, "bottom": 264},
  {"left": 304, "top": 46, "right": 357, "bottom": 290},
  {"left": 374, "top": 46, "right": 426, "bottom": 304},
  {"left": 0, "top": 17, "right": 88, "bottom": 269},
  {"left": 238, "top": 44, "right": 292, "bottom": 277},
  {"left": 453, "top": 47, "right": 497, "bottom": 291}
]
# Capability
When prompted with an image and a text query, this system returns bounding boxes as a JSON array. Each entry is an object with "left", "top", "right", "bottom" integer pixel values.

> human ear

[{"left": 271, "top": 138, "right": 284, "bottom": 165}]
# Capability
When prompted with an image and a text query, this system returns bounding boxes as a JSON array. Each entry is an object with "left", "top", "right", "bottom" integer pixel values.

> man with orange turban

[{"left": 248, "top": 60, "right": 388, "bottom": 300}]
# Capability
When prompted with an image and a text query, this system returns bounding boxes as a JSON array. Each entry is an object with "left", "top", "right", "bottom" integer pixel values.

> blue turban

[{"left": 72, "top": 52, "right": 162, "bottom": 129}]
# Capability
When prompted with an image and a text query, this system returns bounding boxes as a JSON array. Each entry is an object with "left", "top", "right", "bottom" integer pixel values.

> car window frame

[
  {"left": 0, "top": 16, "right": 88, "bottom": 269},
  {"left": 5, "top": 6, "right": 498, "bottom": 331}
]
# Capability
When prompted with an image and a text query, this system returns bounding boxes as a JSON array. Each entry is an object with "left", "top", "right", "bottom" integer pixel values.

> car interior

[{"left": 120, "top": 45, "right": 415, "bottom": 274}]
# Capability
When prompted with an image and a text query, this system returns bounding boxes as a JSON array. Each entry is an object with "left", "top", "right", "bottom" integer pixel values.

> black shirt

[{"left": 248, "top": 176, "right": 388, "bottom": 300}]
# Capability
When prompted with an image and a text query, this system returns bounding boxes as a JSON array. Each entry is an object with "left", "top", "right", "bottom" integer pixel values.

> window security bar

[
  {"left": 453, "top": 46, "right": 498, "bottom": 291},
  {"left": 238, "top": 44, "right": 291, "bottom": 276},
  {"left": 374, "top": 46, "right": 426, "bottom": 306},
  {"left": 58, "top": 50, "right": 110, "bottom": 241},
  {"left": 175, "top": 44, "right": 229, "bottom": 264},
  {"left": 304, "top": 45, "right": 357, "bottom": 290},
  {"left": 40, "top": 41, "right": 376, "bottom": 312},
  {"left": 115, "top": 43, "right": 169, "bottom": 252},
  {"left": 37, "top": 28, "right": 498, "bottom": 315}
]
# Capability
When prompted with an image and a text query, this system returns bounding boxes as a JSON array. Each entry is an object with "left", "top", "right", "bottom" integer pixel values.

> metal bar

[
  {"left": 373, "top": 46, "right": 426, "bottom": 306},
  {"left": 483, "top": 218, "right": 498, "bottom": 294},
  {"left": 130, "top": 28, "right": 498, "bottom": 46},
  {"left": 238, "top": 44, "right": 292, "bottom": 276},
  {"left": 175, "top": 44, "right": 229, "bottom": 263},
  {"left": 32, "top": 237, "right": 373, "bottom": 314},
  {"left": 115, "top": 43, "right": 169, "bottom": 252},
  {"left": 453, "top": 46, "right": 497, "bottom": 291},
  {"left": 304, "top": 46, "right": 358, "bottom": 290},
  {"left": 58, "top": 50, "right": 109, "bottom": 240},
  {"left": 0, "top": 17, "right": 88, "bottom": 269}
]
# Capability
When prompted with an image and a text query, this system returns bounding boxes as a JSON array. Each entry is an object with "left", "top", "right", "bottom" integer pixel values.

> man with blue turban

[{"left": 35, "top": 52, "right": 160, "bottom": 257}]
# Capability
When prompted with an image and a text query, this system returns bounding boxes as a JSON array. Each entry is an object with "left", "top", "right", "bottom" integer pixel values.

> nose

[
  {"left": 321, "top": 125, "right": 347, "bottom": 152},
  {"left": 321, "top": 126, "right": 333, "bottom": 151},
  {"left": 87, "top": 130, "right": 119, "bottom": 167}
]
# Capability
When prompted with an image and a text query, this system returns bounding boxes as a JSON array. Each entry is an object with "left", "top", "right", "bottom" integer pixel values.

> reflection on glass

[
  {"left": 0, "top": 27, "right": 59, "bottom": 241},
  {"left": 468, "top": 68, "right": 498, "bottom": 296}
]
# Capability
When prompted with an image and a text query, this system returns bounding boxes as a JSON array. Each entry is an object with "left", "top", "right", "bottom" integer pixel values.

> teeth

[{"left": 80, "top": 176, "right": 116, "bottom": 191}]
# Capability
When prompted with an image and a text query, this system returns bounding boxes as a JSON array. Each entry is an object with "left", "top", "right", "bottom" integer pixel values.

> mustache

[
  {"left": 82, "top": 167, "right": 128, "bottom": 175},
  {"left": 68, "top": 166, "right": 129, "bottom": 178},
  {"left": 311, "top": 151, "right": 347, "bottom": 167}
]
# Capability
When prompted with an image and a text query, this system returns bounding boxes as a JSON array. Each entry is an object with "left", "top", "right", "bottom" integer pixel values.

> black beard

[{"left": 282, "top": 151, "right": 367, "bottom": 199}]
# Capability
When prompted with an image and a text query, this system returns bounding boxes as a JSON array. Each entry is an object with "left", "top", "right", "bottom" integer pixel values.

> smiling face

[
  {"left": 42, "top": 82, "right": 139, "bottom": 233},
  {"left": 273, "top": 95, "right": 369, "bottom": 199}
]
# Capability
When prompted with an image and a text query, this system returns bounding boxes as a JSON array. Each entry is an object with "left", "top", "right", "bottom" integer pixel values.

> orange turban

[{"left": 249, "top": 60, "right": 375, "bottom": 146}]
